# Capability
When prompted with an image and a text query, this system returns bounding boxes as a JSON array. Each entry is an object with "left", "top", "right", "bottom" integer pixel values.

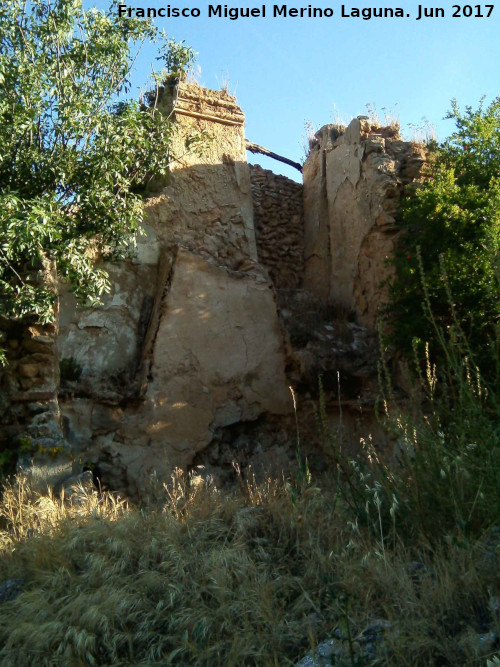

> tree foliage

[
  {"left": 0, "top": 0, "right": 194, "bottom": 329},
  {"left": 388, "top": 97, "right": 500, "bottom": 375}
]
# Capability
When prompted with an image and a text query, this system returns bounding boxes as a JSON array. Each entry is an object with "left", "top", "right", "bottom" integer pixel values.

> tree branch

[{"left": 245, "top": 140, "right": 302, "bottom": 173}]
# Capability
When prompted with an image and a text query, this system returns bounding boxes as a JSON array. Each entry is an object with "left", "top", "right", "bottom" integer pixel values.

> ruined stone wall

[
  {"left": 249, "top": 164, "right": 304, "bottom": 289},
  {"left": 52, "top": 82, "right": 292, "bottom": 498},
  {"left": 303, "top": 118, "right": 426, "bottom": 326},
  {"left": 149, "top": 82, "right": 257, "bottom": 269},
  {"left": 0, "top": 88, "right": 426, "bottom": 499},
  {"left": 58, "top": 83, "right": 259, "bottom": 397},
  {"left": 0, "top": 320, "right": 62, "bottom": 464}
]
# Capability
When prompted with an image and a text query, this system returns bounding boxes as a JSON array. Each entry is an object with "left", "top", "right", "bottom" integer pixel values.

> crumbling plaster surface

[
  {"left": 115, "top": 250, "right": 291, "bottom": 468},
  {"left": 146, "top": 83, "right": 257, "bottom": 269},
  {"left": 58, "top": 261, "right": 157, "bottom": 385},
  {"left": 303, "top": 118, "right": 426, "bottom": 326}
]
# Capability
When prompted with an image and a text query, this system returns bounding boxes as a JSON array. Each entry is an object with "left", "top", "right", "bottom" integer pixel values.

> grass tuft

[{"left": 0, "top": 463, "right": 499, "bottom": 665}]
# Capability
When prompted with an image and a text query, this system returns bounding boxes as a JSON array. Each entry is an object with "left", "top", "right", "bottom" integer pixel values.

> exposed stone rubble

[
  {"left": 277, "top": 289, "right": 378, "bottom": 395},
  {"left": 303, "top": 118, "right": 426, "bottom": 327},
  {"left": 275, "top": 287, "right": 387, "bottom": 465},
  {"left": 190, "top": 414, "right": 298, "bottom": 489},
  {"left": 0, "top": 319, "right": 64, "bottom": 468},
  {"left": 295, "top": 619, "right": 394, "bottom": 666},
  {"left": 249, "top": 164, "right": 304, "bottom": 288}
]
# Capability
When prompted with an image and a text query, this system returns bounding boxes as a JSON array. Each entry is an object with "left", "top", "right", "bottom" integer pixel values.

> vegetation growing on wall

[
  {"left": 388, "top": 96, "right": 500, "bottom": 379},
  {"left": 0, "top": 0, "right": 194, "bottom": 343}
]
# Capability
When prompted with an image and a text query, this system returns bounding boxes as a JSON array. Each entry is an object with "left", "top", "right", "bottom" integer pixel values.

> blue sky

[{"left": 92, "top": 0, "right": 498, "bottom": 179}]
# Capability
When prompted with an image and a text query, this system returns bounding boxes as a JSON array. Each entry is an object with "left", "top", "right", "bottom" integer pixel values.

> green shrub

[
  {"left": 0, "top": 0, "right": 195, "bottom": 358},
  {"left": 388, "top": 96, "right": 500, "bottom": 379},
  {"left": 322, "top": 309, "right": 500, "bottom": 544}
]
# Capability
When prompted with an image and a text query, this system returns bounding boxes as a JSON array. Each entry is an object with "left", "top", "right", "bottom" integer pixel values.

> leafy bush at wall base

[
  {"left": 0, "top": 0, "right": 194, "bottom": 334},
  {"left": 387, "top": 96, "right": 500, "bottom": 381}
]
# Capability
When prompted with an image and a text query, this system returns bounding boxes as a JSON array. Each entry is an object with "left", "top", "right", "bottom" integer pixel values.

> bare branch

[{"left": 245, "top": 140, "right": 302, "bottom": 173}]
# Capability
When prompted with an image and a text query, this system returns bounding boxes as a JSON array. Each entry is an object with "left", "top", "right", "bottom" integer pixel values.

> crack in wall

[{"left": 139, "top": 247, "right": 178, "bottom": 391}]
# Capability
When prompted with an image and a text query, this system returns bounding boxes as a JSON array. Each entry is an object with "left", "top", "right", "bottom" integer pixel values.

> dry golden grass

[{"left": 0, "top": 470, "right": 498, "bottom": 665}]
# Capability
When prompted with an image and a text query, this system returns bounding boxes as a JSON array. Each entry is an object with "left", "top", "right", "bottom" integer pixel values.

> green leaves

[
  {"left": 388, "top": 97, "right": 500, "bottom": 377},
  {"left": 157, "top": 38, "right": 196, "bottom": 81},
  {"left": 0, "top": 0, "right": 195, "bottom": 323}
]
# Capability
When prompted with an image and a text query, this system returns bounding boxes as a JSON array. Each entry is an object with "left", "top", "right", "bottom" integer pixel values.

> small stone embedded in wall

[{"left": 249, "top": 164, "right": 305, "bottom": 289}]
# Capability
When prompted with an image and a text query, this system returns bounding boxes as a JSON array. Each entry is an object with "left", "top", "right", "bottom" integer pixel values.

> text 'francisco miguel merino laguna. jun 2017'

[{"left": 116, "top": 4, "right": 495, "bottom": 20}]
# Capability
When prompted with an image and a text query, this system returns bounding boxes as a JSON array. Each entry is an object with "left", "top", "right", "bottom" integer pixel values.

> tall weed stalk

[
  {"left": 383, "top": 249, "right": 500, "bottom": 540},
  {"left": 322, "top": 249, "right": 500, "bottom": 543}
]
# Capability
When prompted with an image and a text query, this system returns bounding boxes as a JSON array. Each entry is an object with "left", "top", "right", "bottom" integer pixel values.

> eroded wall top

[
  {"left": 303, "top": 117, "right": 426, "bottom": 326},
  {"left": 142, "top": 81, "right": 257, "bottom": 269},
  {"left": 160, "top": 83, "right": 247, "bottom": 163}
]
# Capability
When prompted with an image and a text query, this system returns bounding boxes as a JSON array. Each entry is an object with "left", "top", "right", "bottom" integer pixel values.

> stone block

[{"left": 18, "top": 363, "right": 39, "bottom": 378}]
